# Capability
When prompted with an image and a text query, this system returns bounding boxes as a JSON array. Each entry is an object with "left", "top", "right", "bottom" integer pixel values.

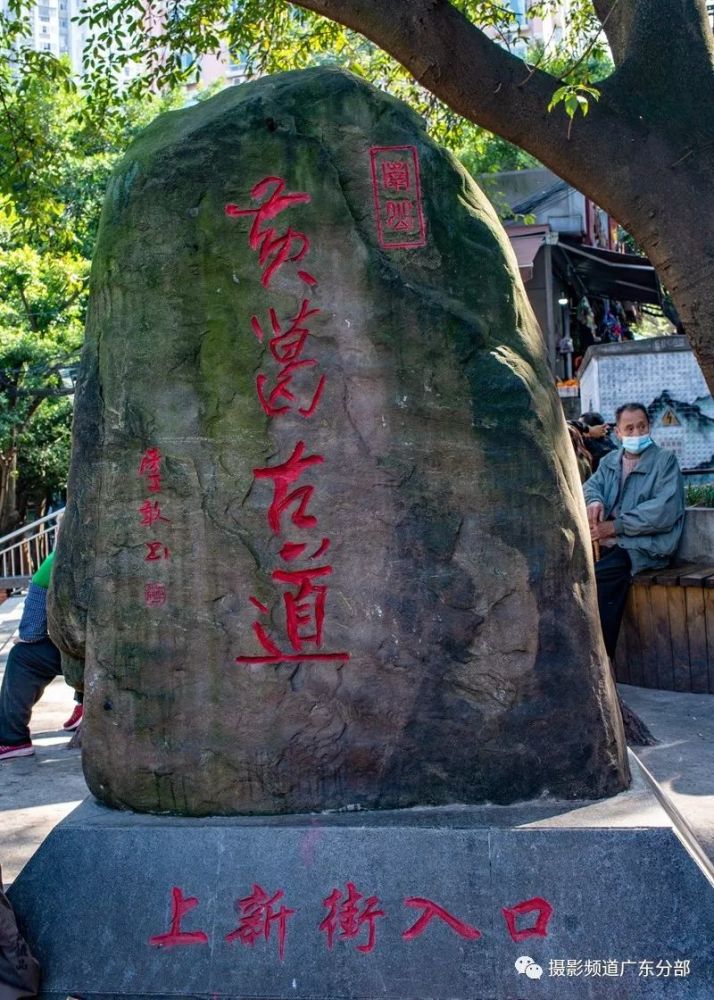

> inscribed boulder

[{"left": 49, "top": 68, "right": 628, "bottom": 814}]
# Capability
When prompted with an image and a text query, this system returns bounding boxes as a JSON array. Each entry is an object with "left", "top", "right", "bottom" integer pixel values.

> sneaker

[
  {"left": 62, "top": 705, "right": 83, "bottom": 731},
  {"left": 0, "top": 742, "right": 34, "bottom": 760}
]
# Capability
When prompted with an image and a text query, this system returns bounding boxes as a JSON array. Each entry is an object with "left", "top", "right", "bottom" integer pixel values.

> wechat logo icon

[{"left": 515, "top": 955, "right": 543, "bottom": 979}]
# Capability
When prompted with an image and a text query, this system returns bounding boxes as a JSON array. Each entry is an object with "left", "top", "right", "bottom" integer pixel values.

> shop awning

[
  {"left": 555, "top": 236, "right": 661, "bottom": 305},
  {"left": 506, "top": 225, "right": 549, "bottom": 282}
]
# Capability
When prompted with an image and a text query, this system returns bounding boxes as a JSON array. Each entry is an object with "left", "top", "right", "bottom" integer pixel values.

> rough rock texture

[{"left": 49, "top": 68, "right": 629, "bottom": 815}]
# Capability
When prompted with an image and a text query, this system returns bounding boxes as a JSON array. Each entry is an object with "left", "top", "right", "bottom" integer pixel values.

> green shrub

[{"left": 685, "top": 484, "right": 714, "bottom": 508}]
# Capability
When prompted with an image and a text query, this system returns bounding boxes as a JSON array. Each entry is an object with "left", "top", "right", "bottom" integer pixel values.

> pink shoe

[
  {"left": 62, "top": 705, "right": 83, "bottom": 731},
  {"left": 0, "top": 742, "right": 34, "bottom": 760}
]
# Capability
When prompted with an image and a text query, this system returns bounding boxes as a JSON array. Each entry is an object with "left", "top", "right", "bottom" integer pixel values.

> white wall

[{"left": 578, "top": 339, "right": 714, "bottom": 469}]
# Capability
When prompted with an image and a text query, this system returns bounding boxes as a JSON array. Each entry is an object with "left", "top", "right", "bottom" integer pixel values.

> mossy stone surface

[{"left": 49, "top": 68, "right": 628, "bottom": 815}]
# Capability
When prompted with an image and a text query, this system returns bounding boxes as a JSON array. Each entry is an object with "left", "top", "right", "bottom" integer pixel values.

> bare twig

[{"left": 560, "top": 0, "right": 621, "bottom": 82}]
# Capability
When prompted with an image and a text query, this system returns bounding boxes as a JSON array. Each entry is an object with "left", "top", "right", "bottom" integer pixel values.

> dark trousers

[
  {"left": 0, "top": 638, "right": 61, "bottom": 746},
  {"left": 595, "top": 545, "right": 632, "bottom": 657}
]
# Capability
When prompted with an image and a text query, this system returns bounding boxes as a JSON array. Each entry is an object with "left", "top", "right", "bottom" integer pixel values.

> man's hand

[
  {"left": 586, "top": 502, "right": 604, "bottom": 529},
  {"left": 586, "top": 423, "right": 610, "bottom": 439},
  {"left": 590, "top": 520, "right": 616, "bottom": 541}
]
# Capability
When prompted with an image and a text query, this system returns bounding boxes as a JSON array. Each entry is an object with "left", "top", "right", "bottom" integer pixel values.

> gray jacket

[{"left": 582, "top": 443, "right": 685, "bottom": 575}]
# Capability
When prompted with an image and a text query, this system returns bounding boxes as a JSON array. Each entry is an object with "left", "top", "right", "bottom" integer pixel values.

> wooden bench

[{"left": 614, "top": 563, "right": 714, "bottom": 693}]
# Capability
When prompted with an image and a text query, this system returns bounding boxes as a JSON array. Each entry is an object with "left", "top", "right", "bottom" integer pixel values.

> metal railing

[{"left": 0, "top": 508, "right": 65, "bottom": 588}]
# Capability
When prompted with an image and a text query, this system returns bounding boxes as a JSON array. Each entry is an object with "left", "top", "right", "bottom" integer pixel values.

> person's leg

[
  {"left": 62, "top": 691, "right": 84, "bottom": 730},
  {"left": 595, "top": 546, "right": 632, "bottom": 657},
  {"left": 0, "top": 639, "right": 62, "bottom": 747}
]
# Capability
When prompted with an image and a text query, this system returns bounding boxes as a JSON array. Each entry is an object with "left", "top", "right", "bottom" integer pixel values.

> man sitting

[{"left": 583, "top": 402, "right": 685, "bottom": 659}]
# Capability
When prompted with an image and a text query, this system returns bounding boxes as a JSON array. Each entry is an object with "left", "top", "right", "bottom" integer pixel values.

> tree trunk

[
  {"left": 0, "top": 449, "right": 20, "bottom": 538},
  {"left": 602, "top": 162, "right": 714, "bottom": 390},
  {"left": 649, "top": 243, "right": 714, "bottom": 390}
]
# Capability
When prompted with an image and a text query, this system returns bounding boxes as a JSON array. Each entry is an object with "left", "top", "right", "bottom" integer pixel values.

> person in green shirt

[
  {"left": 30, "top": 551, "right": 54, "bottom": 589},
  {"left": 0, "top": 550, "right": 82, "bottom": 760}
]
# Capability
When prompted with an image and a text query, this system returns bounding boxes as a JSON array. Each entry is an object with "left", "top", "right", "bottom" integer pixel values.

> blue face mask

[{"left": 621, "top": 435, "right": 653, "bottom": 454}]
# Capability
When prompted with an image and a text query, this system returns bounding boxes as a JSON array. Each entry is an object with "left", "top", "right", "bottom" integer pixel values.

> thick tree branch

[
  {"left": 16, "top": 279, "right": 40, "bottom": 333},
  {"left": 0, "top": 370, "right": 73, "bottom": 402},
  {"left": 295, "top": 2, "right": 608, "bottom": 141},
  {"left": 591, "top": 0, "right": 632, "bottom": 66},
  {"left": 594, "top": 0, "right": 713, "bottom": 95},
  {"left": 21, "top": 396, "right": 47, "bottom": 425},
  {"left": 12, "top": 278, "right": 86, "bottom": 336},
  {"left": 15, "top": 384, "right": 74, "bottom": 400},
  {"left": 285, "top": 0, "right": 714, "bottom": 365},
  {"left": 612, "top": 0, "right": 711, "bottom": 62},
  {"left": 288, "top": 0, "right": 651, "bottom": 219},
  {"left": 55, "top": 281, "right": 87, "bottom": 321}
]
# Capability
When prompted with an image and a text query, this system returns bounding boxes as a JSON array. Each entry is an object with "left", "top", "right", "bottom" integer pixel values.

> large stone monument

[
  {"left": 13, "top": 69, "right": 714, "bottom": 1000},
  {"left": 49, "top": 66, "right": 627, "bottom": 815}
]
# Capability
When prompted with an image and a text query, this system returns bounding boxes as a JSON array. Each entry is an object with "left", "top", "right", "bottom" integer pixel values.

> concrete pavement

[
  {"left": 621, "top": 683, "right": 714, "bottom": 871},
  {"left": 0, "top": 595, "right": 87, "bottom": 888},
  {"left": 1, "top": 593, "right": 713, "bottom": 890}
]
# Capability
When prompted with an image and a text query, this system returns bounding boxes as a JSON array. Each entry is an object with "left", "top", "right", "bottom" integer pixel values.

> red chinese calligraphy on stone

[
  {"left": 138, "top": 500, "right": 170, "bottom": 528},
  {"left": 501, "top": 896, "right": 553, "bottom": 942},
  {"left": 369, "top": 146, "right": 426, "bottom": 250},
  {"left": 237, "top": 446, "right": 351, "bottom": 664},
  {"left": 257, "top": 366, "right": 326, "bottom": 419},
  {"left": 145, "top": 541, "right": 171, "bottom": 562},
  {"left": 402, "top": 898, "right": 482, "bottom": 941},
  {"left": 385, "top": 200, "right": 417, "bottom": 232},
  {"left": 145, "top": 583, "right": 167, "bottom": 608},
  {"left": 273, "top": 565, "right": 331, "bottom": 651},
  {"left": 319, "top": 882, "right": 385, "bottom": 954},
  {"left": 278, "top": 538, "right": 330, "bottom": 562},
  {"left": 279, "top": 541, "right": 307, "bottom": 562},
  {"left": 231, "top": 174, "right": 349, "bottom": 670},
  {"left": 225, "top": 884, "right": 295, "bottom": 962},
  {"left": 225, "top": 177, "right": 313, "bottom": 288},
  {"left": 149, "top": 887, "right": 208, "bottom": 948},
  {"left": 138, "top": 447, "right": 162, "bottom": 492},
  {"left": 255, "top": 299, "right": 319, "bottom": 361},
  {"left": 382, "top": 160, "right": 410, "bottom": 191},
  {"left": 237, "top": 566, "right": 349, "bottom": 665},
  {"left": 236, "top": 632, "right": 349, "bottom": 665},
  {"left": 253, "top": 441, "right": 324, "bottom": 535},
  {"left": 252, "top": 299, "right": 326, "bottom": 419}
]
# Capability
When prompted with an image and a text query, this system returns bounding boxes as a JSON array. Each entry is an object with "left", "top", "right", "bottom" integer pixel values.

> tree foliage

[
  {"left": 61, "top": 0, "right": 612, "bottom": 208},
  {"left": 0, "top": 62, "right": 182, "bottom": 530},
  {"left": 65, "top": 0, "right": 709, "bottom": 394},
  {"left": 3, "top": 0, "right": 714, "bottom": 431},
  {"left": 0, "top": 0, "right": 618, "bottom": 216},
  {"left": 67, "top": 1, "right": 611, "bottom": 159}
]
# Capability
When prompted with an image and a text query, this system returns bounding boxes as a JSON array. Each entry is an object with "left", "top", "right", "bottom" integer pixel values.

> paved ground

[
  {"left": 0, "top": 595, "right": 87, "bottom": 889},
  {"left": 621, "top": 682, "right": 714, "bottom": 868},
  {"left": 1, "top": 594, "right": 713, "bottom": 889}
]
